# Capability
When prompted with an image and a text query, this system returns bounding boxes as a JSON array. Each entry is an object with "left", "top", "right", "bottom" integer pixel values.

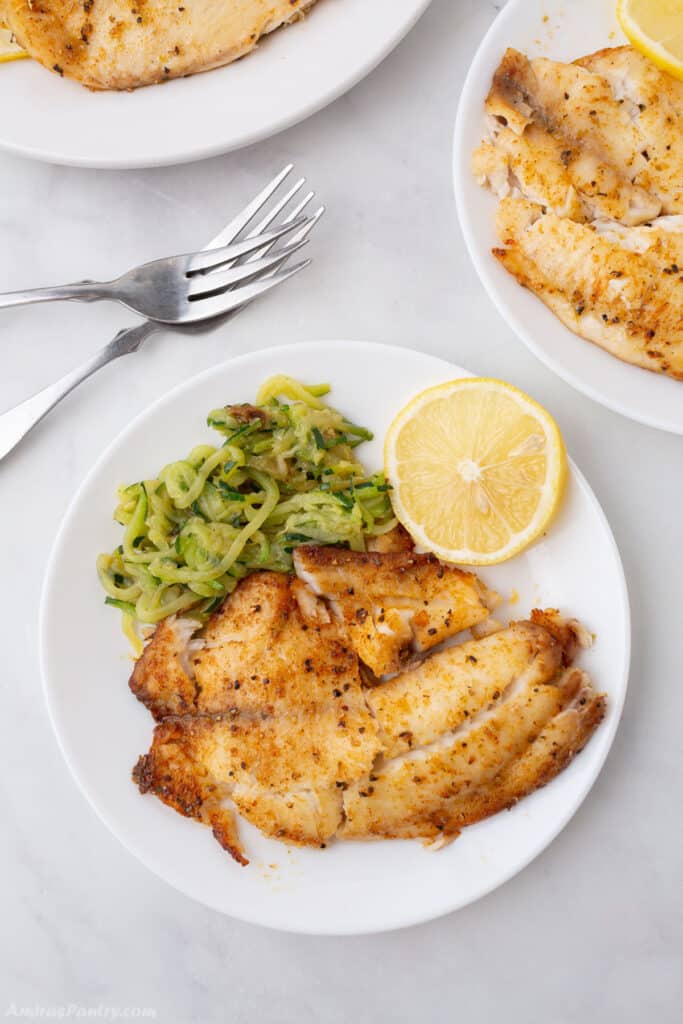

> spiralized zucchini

[{"left": 97, "top": 376, "right": 396, "bottom": 644}]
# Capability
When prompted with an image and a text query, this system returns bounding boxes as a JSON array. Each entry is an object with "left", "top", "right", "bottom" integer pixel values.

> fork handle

[
  {"left": 0, "top": 280, "right": 114, "bottom": 310},
  {"left": 0, "top": 320, "right": 158, "bottom": 462}
]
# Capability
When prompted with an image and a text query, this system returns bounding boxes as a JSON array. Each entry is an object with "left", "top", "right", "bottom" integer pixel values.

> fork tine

[
  {"left": 186, "top": 239, "right": 309, "bottom": 299},
  {"left": 285, "top": 204, "right": 324, "bottom": 245},
  {"left": 245, "top": 178, "right": 306, "bottom": 238},
  {"left": 182, "top": 260, "right": 312, "bottom": 322},
  {"left": 206, "top": 164, "right": 294, "bottom": 250},
  {"left": 283, "top": 191, "right": 315, "bottom": 225},
  {"left": 200, "top": 205, "right": 324, "bottom": 316},
  {"left": 202, "top": 179, "right": 308, "bottom": 277},
  {"left": 186, "top": 216, "right": 309, "bottom": 274},
  {"left": 243, "top": 206, "right": 325, "bottom": 281},
  {"left": 240, "top": 205, "right": 325, "bottom": 285},
  {"left": 232, "top": 190, "right": 318, "bottom": 269}
]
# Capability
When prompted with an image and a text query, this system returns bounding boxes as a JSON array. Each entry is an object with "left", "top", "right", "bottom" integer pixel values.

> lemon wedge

[
  {"left": 384, "top": 378, "right": 567, "bottom": 565},
  {"left": 617, "top": 0, "right": 683, "bottom": 79},
  {"left": 0, "top": 24, "right": 28, "bottom": 63}
]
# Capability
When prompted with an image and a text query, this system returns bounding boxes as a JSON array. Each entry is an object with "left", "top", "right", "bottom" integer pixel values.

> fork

[
  {"left": 0, "top": 209, "right": 314, "bottom": 325},
  {"left": 0, "top": 166, "right": 323, "bottom": 462}
]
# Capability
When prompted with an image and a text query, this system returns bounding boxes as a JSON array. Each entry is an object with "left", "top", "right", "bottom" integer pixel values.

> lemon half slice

[
  {"left": 0, "top": 24, "right": 28, "bottom": 63},
  {"left": 384, "top": 378, "right": 567, "bottom": 565},
  {"left": 618, "top": 0, "right": 683, "bottom": 80}
]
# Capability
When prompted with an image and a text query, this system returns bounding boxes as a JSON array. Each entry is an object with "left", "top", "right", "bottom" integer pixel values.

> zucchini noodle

[{"left": 97, "top": 376, "right": 396, "bottom": 640}]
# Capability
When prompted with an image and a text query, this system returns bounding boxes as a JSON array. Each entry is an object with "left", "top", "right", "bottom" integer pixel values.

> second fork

[{"left": 0, "top": 215, "right": 314, "bottom": 324}]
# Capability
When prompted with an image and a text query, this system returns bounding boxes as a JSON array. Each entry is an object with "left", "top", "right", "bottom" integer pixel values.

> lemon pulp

[{"left": 384, "top": 378, "right": 567, "bottom": 565}]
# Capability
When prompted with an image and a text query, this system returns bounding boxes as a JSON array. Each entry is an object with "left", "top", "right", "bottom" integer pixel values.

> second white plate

[
  {"left": 40, "top": 340, "right": 630, "bottom": 934},
  {"left": 454, "top": 0, "right": 683, "bottom": 434},
  {"left": 0, "top": 0, "right": 431, "bottom": 168}
]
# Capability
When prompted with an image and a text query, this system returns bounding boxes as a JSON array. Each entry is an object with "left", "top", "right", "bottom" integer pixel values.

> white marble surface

[{"left": 1, "top": 0, "right": 681, "bottom": 1019}]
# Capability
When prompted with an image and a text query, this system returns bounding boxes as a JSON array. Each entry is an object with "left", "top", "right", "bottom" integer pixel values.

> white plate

[
  {"left": 1, "top": 0, "right": 431, "bottom": 169},
  {"left": 454, "top": 0, "right": 683, "bottom": 435},
  {"left": 40, "top": 340, "right": 630, "bottom": 934}
]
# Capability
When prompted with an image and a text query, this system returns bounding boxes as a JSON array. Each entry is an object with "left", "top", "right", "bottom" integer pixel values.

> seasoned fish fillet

[
  {"left": 132, "top": 557, "right": 604, "bottom": 863},
  {"left": 478, "top": 46, "right": 683, "bottom": 217},
  {"left": 132, "top": 571, "right": 366, "bottom": 719},
  {"left": 293, "top": 546, "right": 494, "bottom": 677},
  {"left": 473, "top": 126, "right": 660, "bottom": 226},
  {"left": 494, "top": 198, "right": 683, "bottom": 380},
  {"left": 473, "top": 48, "right": 664, "bottom": 225},
  {"left": 342, "top": 668, "right": 605, "bottom": 843},
  {"left": 135, "top": 700, "right": 378, "bottom": 855},
  {"left": 0, "top": 0, "right": 317, "bottom": 90},
  {"left": 576, "top": 47, "right": 683, "bottom": 214},
  {"left": 366, "top": 619, "right": 569, "bottom": 760},
  {"left": 130, "top": 615, "right": 199, "bottom": 720},
  {"left": 366, "top": 524, "right": 415, "bottom": 554},
  {"left": 133, "top": 572, "right": 382, "bottom": 862},
  {"left": 474, "top": 45, "right": 683, "bottom": 380}
]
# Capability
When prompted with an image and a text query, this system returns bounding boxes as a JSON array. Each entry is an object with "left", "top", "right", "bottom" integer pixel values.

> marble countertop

[{"left": 1, "top": 0, "right": 681, "bottom": 1019}]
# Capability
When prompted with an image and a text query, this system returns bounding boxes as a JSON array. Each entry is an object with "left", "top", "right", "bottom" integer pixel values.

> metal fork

[
  {"left": 0, "top": 210, "right": 314, "bottom": 324},
  {"left": 0, "top": 166, "right": 323, "bottom": 462}
]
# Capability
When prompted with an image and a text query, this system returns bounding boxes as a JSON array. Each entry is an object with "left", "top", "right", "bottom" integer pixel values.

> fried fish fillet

[
  {"left": 494, "top": 197, "right": 683, "bottom": 380},
  {"left": 132, "top": 571, "right": 359, "bottom": 719},
  {"left": 366, "top": 524, "right": 415, "bottom": 554},
  {"left": 472, "top": 47, "right": 665, "bottom": 225},
  {"left": 473, "top": 45, "right": 683, "bottom": 379},
  {"left": 293, "top": 546, "right": 494, "bottom": 677},
  {"left": 342, "top": 667, "right": 605, "bottom": 843},
  {"left": 365, "top": 617, "right": 572, "bottom": 760},
  {"left": 0, "top": 0, "right": 317, "bottom": 90},
  {"left": 132, "top": 560, "right": 604, "bottom": 863},
  {"left": 473, "top": 122, "right": 659, "bottom": 226},
  {"left": 576, "top": 46, "right": 683, "bottom": 214},
  {"left": 342, "top": 610, "right": 600, "bottom": 842},
  {"left": 135, "top": 697, "right": 379, "bottom": 857},
  {"left": 133, "top": 572, "right": 382, "bottom": 861},
  {"left": 475, "top": 46, "right": 683, "bottom": 219}
]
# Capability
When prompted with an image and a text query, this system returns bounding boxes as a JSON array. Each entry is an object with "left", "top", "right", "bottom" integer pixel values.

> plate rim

[
  {"left": 0, "top": 0, "right": 432, "bottom": 169},
  {"left": 39, "top": 339, "right": 631, "bottom": 934},
  {"left": 452, "top": 0, "right": 683, "bottom": 436}
]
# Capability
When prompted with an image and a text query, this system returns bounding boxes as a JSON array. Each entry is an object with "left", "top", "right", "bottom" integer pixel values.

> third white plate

[
  {"left": 41, "top": 340, "right": 630, "bottom": 934},
  {"left": 454, "top": 0, "right": 683, "bottom": 434},
  {"left": 1, "top": 0, "right": 431, "bottom": 168}
]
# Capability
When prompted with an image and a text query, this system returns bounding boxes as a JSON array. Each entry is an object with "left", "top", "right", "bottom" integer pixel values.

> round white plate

[
  {"left": 1, "top": 0, "right": 431, "bottom": 169},
  {"left": 454, "top": 0, "right": 683, "bottom": 435},
  {"left": 40, "top": 340, "right": 630, "bottom": 934}
]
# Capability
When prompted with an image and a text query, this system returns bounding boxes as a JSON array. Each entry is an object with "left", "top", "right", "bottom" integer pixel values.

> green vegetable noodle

[{"left": 97, "top": 375, "right": 396, "bottom": 649}]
